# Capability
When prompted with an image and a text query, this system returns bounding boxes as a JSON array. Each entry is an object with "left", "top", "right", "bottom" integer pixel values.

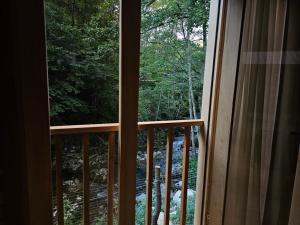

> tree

[
  {"left": 46, "top": 0, "right": 119, "bottom": 125},
  {"left": 139, "top": 0, "right": 209, "bottom": 150}
]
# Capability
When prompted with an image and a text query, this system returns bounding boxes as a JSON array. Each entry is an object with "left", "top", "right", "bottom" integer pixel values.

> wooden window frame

[
  {"left": 118, "top": 0, "right": 141, "bottom": 224},
  {"left": 2, "top": 0, "right": 239, "bottom": 224},
  {"left": 193, "top": 0, "right": 222, "bottom": 224},
  {"left": 198, "top": 0, "right": 247, "bottom": 225}
]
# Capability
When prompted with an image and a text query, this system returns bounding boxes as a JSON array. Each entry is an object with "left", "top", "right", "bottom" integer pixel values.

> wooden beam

[
  {"left": 179, "top": 127, "right": 191, "bottom": 225},
  {"left": 164, "top": 128, "right": 173, "bottom": 225},
  {"left": 82, "top": 134, "right": 90, "bottom": 225},
  {"left": 118, "top": 0, "right": 141, "bottom": 224},
  {"left": 107, "top": 132, "right": 116, "bottom": 225},
  {"left": 194, "top": 0, "right": 222, "bottom": 223},
  {"left": 145, "top": 128, "right": 154, "bottom": 225},
  {"left": 50, "top": 123, "right": 119, "bottom": 135},
  {"left": 50, "top": 120, "right": 204, "bottom": 135},
  {"left": 138, "top": 119, "right": 203, "bottom": 129},
  {"left": 203, "top": 0, "right": 246, "bottom": 225},
  {"left": 55, "top": 136, "right": 64, "bottom": 225}
]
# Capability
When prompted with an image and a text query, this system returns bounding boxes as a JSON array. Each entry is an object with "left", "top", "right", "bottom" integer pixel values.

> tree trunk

[
  {"left": 152, "top": 166, "right": 161, "bottom": 225},
  {"left": 188, "top": 91, "right": 196, "bottom": 151},
  {"left": 187, "top": 29, "right": 200, "bottom": 152},
  {"left": 155, "top": 88, "right": 162, "bottom": 120},
  {"left": 203, "top": 22, "right": 207, "bottom": 49},
  {"left": 71, "top": 0, "right": 75, "bottom": 26}
]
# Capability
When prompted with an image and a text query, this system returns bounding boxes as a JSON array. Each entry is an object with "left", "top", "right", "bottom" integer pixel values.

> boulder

[
  {"left": 172, "top": 189, "right": 196, "bottom": 206},
  {"left": 174, "top": 181, "right": 182, "bottom": 189},
  {"left": 157, "top": 212, "right": 174, "bottom": 225},
  {"left": 173, "top": 190, "right": 181, "bottom": 206},
  {"left": 136, "top": 193, "right": 146, "bottom": 202}
]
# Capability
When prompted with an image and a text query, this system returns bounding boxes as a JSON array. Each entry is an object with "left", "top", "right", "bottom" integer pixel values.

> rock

[
  {"left": 154, "top": 151, "right": 164, "bottom": 159},
  {"left": 136, "top": 193, "right": 146, "bottom": 202},
  {"left": 63, "top": 180, "right": 74, "bottom": 186},
  {"left": 170, "top": 211, "right": 177, "bottom": 218},
  {"left": 187, "top": 189, "right": 195, "bottom": 197},
  {"left": 174, "top": 181, "right": 182, "bottom": 189},
  {"left": 173, "top": 190, "right": 181, "bottom": 206},
  {"left": 173, "top": 139, "right": 183, "bottom": 152},
  {"left": 99, "top": 168, "right": 108, "bottom": 182},
  {"left": 97, "top": 192, "right": 105, "bottom": 198},
  {"left": 136, "top": 153, "right": 147, "bottom": 173},
  {"left": 172, "top": 163, "right": 182, "bottom": 175},
  {"left": 160, "top": 183, "right": 165, "bottom": 199},
  {"left": 172, "top": 189, "right": 196, "bottom": 206},
  {"left": 157, "top": 212, "right": 173, "bottom": 225}
]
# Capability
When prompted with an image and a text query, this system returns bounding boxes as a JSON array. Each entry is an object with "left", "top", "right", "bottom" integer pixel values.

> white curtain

[{"left": 223, "top": 0, "right": 300, "bottom": 225}]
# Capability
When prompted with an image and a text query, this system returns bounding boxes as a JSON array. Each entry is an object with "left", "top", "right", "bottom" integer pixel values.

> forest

[
  {"left": 46, "top": 0, "right": 209, "bottom": 224},
  {"left": 46, "top": 0, "right": 209, "bottom": 126}
]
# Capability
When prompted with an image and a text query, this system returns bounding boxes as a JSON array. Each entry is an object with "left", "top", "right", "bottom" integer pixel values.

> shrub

[
  {"left": 170, "top": 193, "right": 196, "bottom": 225},
  {"left": 63, "top": 196, "right": 77, "bottom": 225}
]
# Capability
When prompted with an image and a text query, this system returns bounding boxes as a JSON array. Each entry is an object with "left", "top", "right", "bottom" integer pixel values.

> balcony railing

[{"left": 50, "top": 119, "right": 204, "bottom": 225}]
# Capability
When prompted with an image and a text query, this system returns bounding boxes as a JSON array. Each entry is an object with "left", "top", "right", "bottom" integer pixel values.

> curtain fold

[{"left": 288, "top": 147, "right": 300, "bottom": 225}]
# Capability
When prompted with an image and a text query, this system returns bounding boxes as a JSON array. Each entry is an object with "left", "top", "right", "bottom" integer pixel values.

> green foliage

[
  {"left": 63, "top": 195, "right": 77, "bottom": 225},
  {"left": 94, "top": 216, "right": 106, "bottom": 225},
  {"left": 46, "top": 0, "right": 119, "bottom": 125},
  {"left": 135, "top": 196, "right": 147, "bottom": 225},
  {"left": 46, "top": 0, "right": 209, "bottom": 125},
  {"left": 170, "top": 193, "right": 196, "bottom": 225},
  {"left": 94, "top": 197, "right": 119, "bottom": 225},
  {"left": 139, "top": 0, "right": 209, "bottom": 121},
  {"left": 135, "top": 189, "right": 197, "bottom": 225},
  {"left": 188, "top": 157, "right": 198, "bottom": 188}
]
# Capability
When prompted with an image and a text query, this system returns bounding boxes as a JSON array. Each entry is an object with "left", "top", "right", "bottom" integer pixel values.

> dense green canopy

[{"left": 46, "top": 0, "right": 209, "bottom": 126}]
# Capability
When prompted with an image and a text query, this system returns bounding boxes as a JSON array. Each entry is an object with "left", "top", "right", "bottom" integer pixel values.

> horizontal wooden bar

[
  {"left": 50, "top": 123, "right": 119, "bottom": 135},
  {"left": 50, "top": 119, "right": 204, "bottom": 135},
  {"left": 138, "top": 119, "right": 204, "bottom": 129}
]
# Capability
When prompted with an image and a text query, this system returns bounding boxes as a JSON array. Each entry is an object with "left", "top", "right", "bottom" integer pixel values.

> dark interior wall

[
  {"left": 1, "top": 2, "right": 23, "bottom": 224},
  {"left": 1, "top": 1, "right": 52, "bottom": 225}
]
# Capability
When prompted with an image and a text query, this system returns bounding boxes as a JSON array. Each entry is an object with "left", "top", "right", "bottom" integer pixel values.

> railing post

[
  {"left": 82, "top": 134, "right": 90, "bottom": 225},
  {"left": 107, "top": 132, "right": 116, "bottom": 225},
  {"left": 180, "top": 127, "right": 191, "bottom": 225},
  {"left": 146, "top": 128, "right": 154, "bottom": 225},
  {"left": 153, "top": 166, "right": 162, "bottom": 225},
  {"left": 118, "top": 0, "right": 141, "bottom": 224},
  {"left": 164, "top": 128, "right": 173, "bottom": 225},
  {"left": 55, "top": 136, "right": 64, "bottom": 225}
]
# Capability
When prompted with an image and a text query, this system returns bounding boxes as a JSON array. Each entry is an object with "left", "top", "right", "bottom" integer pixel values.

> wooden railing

[{"left": 50, "top": 119, "right": 204, "bottom": 225}]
